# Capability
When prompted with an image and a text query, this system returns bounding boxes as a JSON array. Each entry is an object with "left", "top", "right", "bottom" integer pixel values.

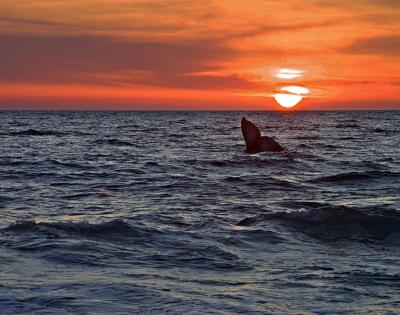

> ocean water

[{"left": 0, "top": 110, "right": 399, "bottom": 314}]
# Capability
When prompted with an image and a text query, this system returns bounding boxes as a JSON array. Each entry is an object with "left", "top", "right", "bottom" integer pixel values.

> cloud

[
  {"left": 0, "top": 0, "right": 221, "bottom": 39},
  {"left": 341, "top": 35, "right": 400, "bottom": 56},
  {"left": 0, "top": 34, "right": 234, "bottom": 78},
  {"left": 215, "top": 20, "right": 339, "bottom": 41},
  {"left": 299, "top": 79, "right": 375, "bottom": 86},
  {"left": 367, "top": 0, "right": 400, "bottom": 7},
  {"left": 0, "top": 33, "right": 268, "bottom": 90},
  {"left": 312, "top": 0, "right": 400, "bottom": 8},
  {"left": 0, "top": 17, "right": 72, "bottom": 27},
  {"left": 111, "top": 73, "right": 267, "bottom": 90},
  {"left": 0, "top": 0, "right": 340, "bottom": 42}
]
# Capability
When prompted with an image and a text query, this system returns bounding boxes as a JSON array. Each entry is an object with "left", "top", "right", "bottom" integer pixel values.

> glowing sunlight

[{"left": 273, "top": 93, "right": 303, "bottom": 108}]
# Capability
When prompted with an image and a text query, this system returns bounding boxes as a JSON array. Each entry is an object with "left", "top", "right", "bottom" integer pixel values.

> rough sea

[{"left": 0, "top": 110, "right": 399, "bottom": 314}]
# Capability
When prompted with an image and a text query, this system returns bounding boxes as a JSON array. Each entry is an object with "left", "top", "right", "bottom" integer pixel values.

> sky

[{"left": 0, "top": 0, "right": 399, "bottom": 110}]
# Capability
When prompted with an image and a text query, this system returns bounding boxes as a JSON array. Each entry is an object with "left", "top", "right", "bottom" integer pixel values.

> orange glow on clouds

[
  {"left": 276, "top": 69, "right": 303, "bottom": 80},
  {"left": 0, "top": 0, "right": 399, "bottom": 110}
]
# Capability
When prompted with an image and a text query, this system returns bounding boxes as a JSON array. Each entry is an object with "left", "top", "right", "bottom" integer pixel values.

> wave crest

[
  {"left": 6, "top": 218, "right": 133, "bottom": 235},
  {"left": 237, "top": 205, "right": 400, "bottom": 242}
]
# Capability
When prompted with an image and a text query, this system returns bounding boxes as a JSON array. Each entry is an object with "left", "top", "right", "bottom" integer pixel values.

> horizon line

[{"left": 1, "top": 109, "right": 399, "bottom": 112}]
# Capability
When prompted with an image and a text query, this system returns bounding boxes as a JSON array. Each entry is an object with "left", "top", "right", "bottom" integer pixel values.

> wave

[
  {"left": 47, "top": 159, "right": 89, "bottom": 169},
  {"left": 4, "top": 129, "right": 66, "bottom": 136},
  {"left": 231, "top": 228, "right": 287, "bottom": 246},
  {"left": 0, "top": 129, "right": 95, "bottom": 137},
  {"left": 373, "top": 127, "right": 386, "bottom": 133},
  {"left": 292, "top": 135, "right": 320, "bottom": 140},
  {"left": 263, "top": 125, "right": 281, "bottom": 130},
  {"left": 1, "top": 158, "right": 101, "bottom": 170},
  {"left": 60, "top": 191, "right": 115, "bottom": 200},
  {"left": 224, "top": 176, "right": 244, "bottom": 182},
  {"left": 236, "top": 205, "right": 400, "bottom": 242},
  {"left": 0, "top": 196, "right": 14, "bottom": 209},
  {"left": 310, "top": 171, "right": 399, "bottom": 183},
  {"left": 145, "top": 246, "right": 250, "bottom": 271},
  {"left": 339, "top": 136, "right": 356, "bottom": 140},
  {"left": 93, "top": 139, "right": 134, "bottom": 146},
  {"left": 335, "top": 123, "right": 360, "bottom": 129},
  {"left": 340, "top": 119, "right": 358, "bottom": 123},
  {"left": 223, "top": 175, "right": 300, "bottom": 190},
  {"left": 0, "top": 159, "right": 34, "bottom": 167},
  {"left": 202, "top": 156, "right": 296, "bottom": 168},
  {"left": 6, "top": 218, "right": 135, "bottom": 235},
  {"left": 4, "top": 218, "right": 250, "bottom": 271},
  {"left": 371, "top": 127, "right": 399, "bottom": 134}
]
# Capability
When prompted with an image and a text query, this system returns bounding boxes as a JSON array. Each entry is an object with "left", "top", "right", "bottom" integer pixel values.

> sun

[
  {"left": 274, "top": 93, "right": 303, "bottom": 108},
  {"left": 273, "top": 85, "right": 310, "bottom": 109}
]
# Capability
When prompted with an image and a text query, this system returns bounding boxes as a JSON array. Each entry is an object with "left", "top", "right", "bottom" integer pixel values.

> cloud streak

[
  {"left": 341, "top": 35, "right": 400, "bottom": 56},
  {"left": 0, "top": 33, "right": 268, "bottom": 90}
]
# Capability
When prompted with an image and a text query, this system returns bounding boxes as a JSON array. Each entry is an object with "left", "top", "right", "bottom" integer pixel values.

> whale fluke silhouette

[{"left": 241, "top": 117, "right": 284, "bottom": 153}]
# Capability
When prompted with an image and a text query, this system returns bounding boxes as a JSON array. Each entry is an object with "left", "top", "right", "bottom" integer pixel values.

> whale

[{"left": 241, "top": 117, "right": 284, "bottom": 153}]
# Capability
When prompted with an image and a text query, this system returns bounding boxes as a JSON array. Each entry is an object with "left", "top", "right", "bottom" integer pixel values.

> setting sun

[
  {"left": 273, "top": 83, "right": 309, "bottom": 109},
  {"left": 274, "top": 93, "right": 303, "bottom": 108}
]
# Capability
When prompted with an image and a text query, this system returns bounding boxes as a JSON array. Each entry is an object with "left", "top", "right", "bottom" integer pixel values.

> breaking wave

[
  {"left": 6, "top": 218, "right": 135, "bottom": 235},
  {"left": 237, "top": 205, "right": 400, "bottom": 242}
]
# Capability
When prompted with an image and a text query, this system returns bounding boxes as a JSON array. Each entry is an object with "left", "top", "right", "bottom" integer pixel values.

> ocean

[{"left": 0, "top": 110, "right": 399, "bottom": 314}]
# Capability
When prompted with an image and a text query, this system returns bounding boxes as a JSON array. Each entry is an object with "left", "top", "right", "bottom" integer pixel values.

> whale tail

[
  {"left": 241, "top": 117, "right": 284, "bottom": 153},
  {"left": 241, "top": 117, "right": 261, "bottom": 152}
]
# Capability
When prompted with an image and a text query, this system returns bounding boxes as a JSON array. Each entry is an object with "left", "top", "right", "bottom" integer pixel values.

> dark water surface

[{"left": 0, "top": 111, "right": 399, "bottom": 314}]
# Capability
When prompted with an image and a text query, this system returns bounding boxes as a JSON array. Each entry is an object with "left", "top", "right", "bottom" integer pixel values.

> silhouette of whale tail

[
  {"left": 241, "top": 117, "right": 284, "bottom": 153},
  {"left": 241, "top": 117, "right": 261, "bottom": 152}
]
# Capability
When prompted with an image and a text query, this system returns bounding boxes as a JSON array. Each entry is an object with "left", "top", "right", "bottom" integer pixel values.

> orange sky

[{"left": 0, "top": 0, "right": 399, "bottom": 110}]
